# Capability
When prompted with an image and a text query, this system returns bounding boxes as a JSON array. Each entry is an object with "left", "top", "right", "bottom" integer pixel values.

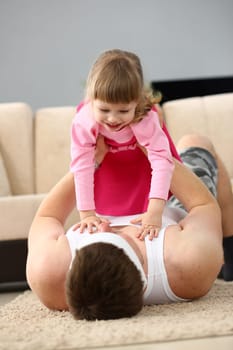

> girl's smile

[{"left": 92, "top": 100, "right": 138, "bottom": 131}]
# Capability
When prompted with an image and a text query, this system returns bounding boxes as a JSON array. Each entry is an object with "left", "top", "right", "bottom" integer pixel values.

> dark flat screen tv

[{"left": 151, "top": 76, "right": 233, "bottom": 103}]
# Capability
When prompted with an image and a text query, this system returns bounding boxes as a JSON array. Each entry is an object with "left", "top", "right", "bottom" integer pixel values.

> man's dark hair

[{"left": 66, "top": 242, "right": 144, "bottom": 320}]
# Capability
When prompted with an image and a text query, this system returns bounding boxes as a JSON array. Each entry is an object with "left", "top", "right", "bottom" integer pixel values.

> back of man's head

[{"left": 66, "top": 242, "right": 143, "bottom": 320}]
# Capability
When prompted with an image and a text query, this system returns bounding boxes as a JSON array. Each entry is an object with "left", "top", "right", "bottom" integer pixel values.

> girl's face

[{"left": 92, "top": 99, "right": 137, "bottom": 132}]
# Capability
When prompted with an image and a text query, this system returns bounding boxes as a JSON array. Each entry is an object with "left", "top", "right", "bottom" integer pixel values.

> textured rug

[{"left": 0, "top": 280, "right": 233, "bottom": 350}]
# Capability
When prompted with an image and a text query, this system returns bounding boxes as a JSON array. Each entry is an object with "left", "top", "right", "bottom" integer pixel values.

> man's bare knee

[{"left": 176, "top": 134, "right": 216, "bottom": 156}]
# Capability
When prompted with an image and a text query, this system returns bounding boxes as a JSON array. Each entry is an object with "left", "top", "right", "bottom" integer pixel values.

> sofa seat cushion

[
  {"left": 0, "top": 151, "right": 11, "bottom": 196},
  {"left": 0, "top": 193, "right": 79, "bottom": 240},
  {"left": 0, "top": 194, "right": 46, "bottom": 240}
]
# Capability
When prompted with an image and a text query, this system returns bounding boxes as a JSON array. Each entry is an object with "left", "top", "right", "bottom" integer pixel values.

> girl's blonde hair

[{"left": 85, "top": 49, "right": 161, "bottom": 122}]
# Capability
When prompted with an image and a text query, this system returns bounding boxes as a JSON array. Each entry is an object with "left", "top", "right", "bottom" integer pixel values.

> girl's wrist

[{"left": 80, "top": 210, "right": 96, "bottom": 220}]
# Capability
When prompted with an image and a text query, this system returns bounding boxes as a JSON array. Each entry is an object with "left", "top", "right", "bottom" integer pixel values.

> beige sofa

[{"left": 0, "top": 92, "right": 233, "bottom": 289}]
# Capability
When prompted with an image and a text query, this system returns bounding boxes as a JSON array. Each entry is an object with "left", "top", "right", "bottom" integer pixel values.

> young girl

[{"left": 70, "top": 49, "right": 175, "bottom": 240}]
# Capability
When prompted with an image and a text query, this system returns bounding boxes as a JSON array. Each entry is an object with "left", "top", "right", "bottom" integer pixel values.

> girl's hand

[
  {"left": 72, "top": 215, "right": 110, "bottom": 233},
  {"left": 131, "top": 212, "right": 162, "bottom": 241},
  {"left": 131, "top": 198, "right": 165, "bottom": 240}
]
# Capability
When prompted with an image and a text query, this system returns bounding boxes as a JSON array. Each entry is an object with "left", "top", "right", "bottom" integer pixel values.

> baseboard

[{"left": 0, "top": 281, "right": 29, "bottom": 293}]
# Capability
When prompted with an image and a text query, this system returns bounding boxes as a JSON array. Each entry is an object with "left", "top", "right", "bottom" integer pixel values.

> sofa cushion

[
  {"left": 35, "top": 106, "right": 76, "bottom": 193},
  {"left": 163, "top": 93, "right": 233, "bottom": 180},
  {"left": 0, "top": 151, "right": 11, "bottom": 196},
  {"left": 0, "top": 103, "right": 34, "bottom": 195}
]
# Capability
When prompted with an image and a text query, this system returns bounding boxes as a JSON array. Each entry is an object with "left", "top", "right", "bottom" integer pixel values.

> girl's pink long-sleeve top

[{"left": 70, "top": 102, "right": 174, "bottom": 212}]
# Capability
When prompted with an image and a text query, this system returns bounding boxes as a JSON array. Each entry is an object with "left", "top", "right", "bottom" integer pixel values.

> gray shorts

[{"left": 168, "top": 147, "right": 218, "bottom": 211}]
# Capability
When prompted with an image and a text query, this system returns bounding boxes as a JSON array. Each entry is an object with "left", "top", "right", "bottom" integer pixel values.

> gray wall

[{"left": 0, "top": 0, "right": 233, "bottom": 109}]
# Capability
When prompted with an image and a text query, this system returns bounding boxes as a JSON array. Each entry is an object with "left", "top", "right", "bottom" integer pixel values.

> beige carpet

[{"left": 0, "top": 280, "right": 233, "bottom": 350}]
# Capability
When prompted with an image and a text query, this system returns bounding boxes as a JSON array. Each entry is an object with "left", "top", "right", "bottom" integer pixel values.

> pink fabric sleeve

[
  {"left": 70, "top": 105, "right": 98, "bottom": 210},
  {"left": 131, "top": 110, "right": 174, "bottom": 200},
  {"left": 151, "top": 105, "right": 181, "bottom": 162}
]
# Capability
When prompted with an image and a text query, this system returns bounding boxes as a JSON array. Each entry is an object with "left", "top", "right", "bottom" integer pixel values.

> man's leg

[{"left": 175, "top": 134, "right": 233, "bottom": 281}]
